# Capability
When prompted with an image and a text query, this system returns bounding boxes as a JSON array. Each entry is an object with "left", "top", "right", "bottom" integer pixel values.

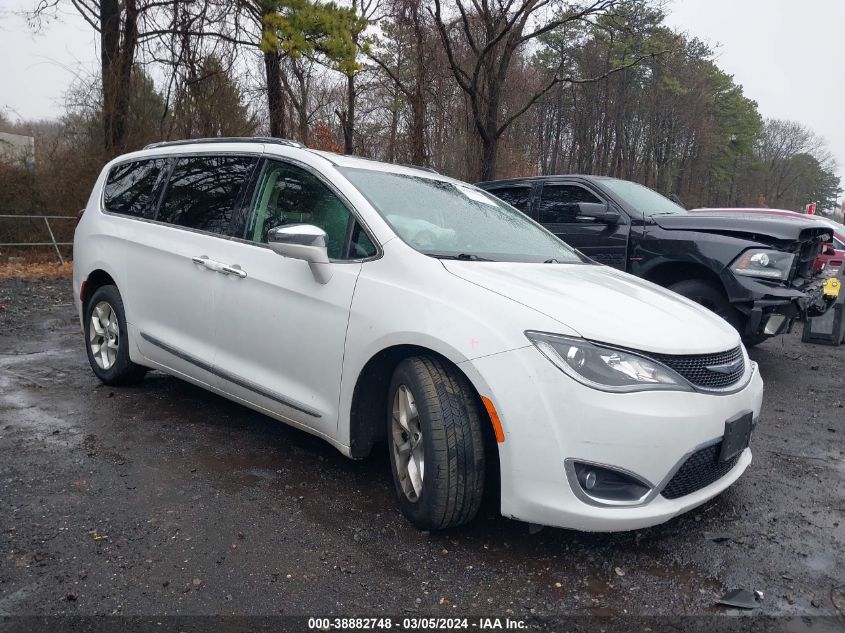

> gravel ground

[{"left": 0, "top": 277, "right": 844, "bottom": 629}]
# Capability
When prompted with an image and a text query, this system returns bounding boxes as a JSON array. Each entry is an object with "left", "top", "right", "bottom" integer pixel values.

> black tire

[
  {"left": 740, "top": 334, "right": 768, "bottom": 348},
  {"left": 387, "top": 356, "right": 485, "bottom": 530},
  {"left": 83, "top": 285, "right": 147, "bottom": 385},
  {"left": 667, "top": 278, "right": 763, "bottom": 345},
  {"left": 669, "top": 279, "right": 746, "bottom": 340}
]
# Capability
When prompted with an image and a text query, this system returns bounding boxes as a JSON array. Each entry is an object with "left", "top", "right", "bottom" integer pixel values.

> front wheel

[
  {"left": 387, "top": 356, "right": 486, "bottom": 530},
  {"left": 667, "top": 278, "right": 764, "bottom": 346},
  {"left": 740, "top": 333, "right": 768, "bottom": 348},
  {"left": 83, "top": 285, "right": 147, "bottom": 385}
]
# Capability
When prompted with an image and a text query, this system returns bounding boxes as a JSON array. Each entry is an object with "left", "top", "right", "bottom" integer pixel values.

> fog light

[{"left": 569, "top": 461, "right": 652, "bottom": 505}]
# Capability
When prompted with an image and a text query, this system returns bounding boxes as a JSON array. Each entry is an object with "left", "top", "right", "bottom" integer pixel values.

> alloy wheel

[
  {"left": 89, "top": 301, "right": 119, "bottom": 370},
  {"left": 392, "top": 384, "right": 425, "bottom": 502}
]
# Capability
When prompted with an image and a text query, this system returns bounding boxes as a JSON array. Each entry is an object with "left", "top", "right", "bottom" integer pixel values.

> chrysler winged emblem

[{"left": 706, "top": 358, "right": 744, "bottom": 374}]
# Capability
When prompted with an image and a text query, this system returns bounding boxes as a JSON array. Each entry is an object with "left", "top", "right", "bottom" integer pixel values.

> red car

[{"left": 694, "top": 208, "right": 845, "bottom": 275}]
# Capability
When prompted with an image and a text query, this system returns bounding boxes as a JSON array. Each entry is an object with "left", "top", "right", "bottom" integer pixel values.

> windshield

[
  {"left": 601, "top": 178, "right": 687, "bottom": 217},
  {"left": 339, "top": 167, "right": 587, "bottom": 264}
]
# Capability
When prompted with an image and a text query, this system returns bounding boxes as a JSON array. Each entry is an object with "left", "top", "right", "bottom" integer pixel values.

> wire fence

[{"left": 0, "top": 214, "right": 75, "bottom": 264}]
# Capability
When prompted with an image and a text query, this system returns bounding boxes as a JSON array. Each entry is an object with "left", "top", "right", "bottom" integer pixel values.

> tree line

[{"left": 1, "top": 0, "right": 841, "bottom": 224}]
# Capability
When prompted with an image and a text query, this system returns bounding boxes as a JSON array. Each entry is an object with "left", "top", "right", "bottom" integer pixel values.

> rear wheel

[
  {"left": 83, "top": 285, "right": 147, "bottom": 385},
  {"left": 667, "top": 278, "right": 764, "bottom": 346},
  {"left": 387, "top": 356, "right": 485, "bottom": 530}
]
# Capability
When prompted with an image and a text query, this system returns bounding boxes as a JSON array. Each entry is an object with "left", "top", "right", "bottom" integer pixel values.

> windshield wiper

[{"left": 426, "top": 253, "right": 494, "bottom": 262}]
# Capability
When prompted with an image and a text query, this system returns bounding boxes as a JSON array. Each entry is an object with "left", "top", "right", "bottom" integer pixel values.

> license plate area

[{"left": 719, "top": 411, "right": 753, "bottom": 463}]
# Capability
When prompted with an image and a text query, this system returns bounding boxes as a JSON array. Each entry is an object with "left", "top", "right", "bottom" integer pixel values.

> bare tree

[
  {"left": 30, "top": 0, "right": 244, "bottom": 151},
  {"left": 31, "top": 0, "right": 147, "bottom": 152},
  {"left": 334, "top": 0, "right": 381, "bottom": 154},
  {"left": 369, "top": 0, "right": 432, "bottom": 165},
  {"left": 430, "top": 0, "right": 657, "bottom": 181},
  {"left": 756, "top": 119, "right": 839, "bottom": 208},
  {"left": 219, "top": 0, "right": 288, "bottom": 138}
]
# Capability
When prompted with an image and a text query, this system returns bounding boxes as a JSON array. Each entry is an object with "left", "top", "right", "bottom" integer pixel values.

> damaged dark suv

[{"left": 477, "top": 175, "right": 834, "bottom": 345}]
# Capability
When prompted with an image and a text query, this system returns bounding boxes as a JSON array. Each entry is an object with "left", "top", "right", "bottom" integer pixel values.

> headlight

[
  {"left": 525, "top": 332, "right": 692, "bottom": 393},
  {"left": 731, "top": 248, "right": 795, "bottom": 281}
]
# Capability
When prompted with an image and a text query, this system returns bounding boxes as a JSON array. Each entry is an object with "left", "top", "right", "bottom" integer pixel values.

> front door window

[
  {"left": 247, "top": 160, "right": 375, "bottom": 259},
  {"left": 538, "top": 185, "right": 602, "bottom": 224}
]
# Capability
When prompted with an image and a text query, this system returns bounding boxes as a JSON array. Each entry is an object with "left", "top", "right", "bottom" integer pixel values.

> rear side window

[
  {"left": 158, "top": 155, "right": 257, "bottom": 234},
  {"left": 538, "top": 184, "right": 601, "bottom": 224},
  {"left": 488, "top": 186, "right": 532, "bottom": 213},
  {"left": 103, "top": 159, "right": 169, "bottom": 218}
]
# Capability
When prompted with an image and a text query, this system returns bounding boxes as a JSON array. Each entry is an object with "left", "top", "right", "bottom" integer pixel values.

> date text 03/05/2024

[{"left": 306, "top": 617, "right": 527, "bottom": 630}]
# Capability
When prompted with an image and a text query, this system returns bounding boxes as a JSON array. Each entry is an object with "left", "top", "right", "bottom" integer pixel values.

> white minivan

[{"left": 73, "top": 138, "right": 763, "bottom": 532}]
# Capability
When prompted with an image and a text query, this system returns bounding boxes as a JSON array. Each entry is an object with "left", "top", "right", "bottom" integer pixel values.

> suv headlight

[
  {"left": 525, "top": 332, "right": 692, "bottom": 393},
  {"left": 731, "top": 248, "right": 795, "bottom": 281}
]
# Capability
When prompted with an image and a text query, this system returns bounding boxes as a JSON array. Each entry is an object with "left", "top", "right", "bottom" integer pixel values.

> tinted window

[
  {"left": 158, "top": 155, "right": 257, "bottom": 233},
  {"left": 538, "top": 184, "right": 601, "bottom": 224},
  {"left": 489, "top": 186, "right": 532, "bottom": 213},
  {"left": 247, "top": 160, "right": 363, "bottom": 260},
  {"left": 350, "top": 222, "right": 377, "bottom": 258},
  {"left": 103, "top": 159, "right": 169, "bottom": 218}
]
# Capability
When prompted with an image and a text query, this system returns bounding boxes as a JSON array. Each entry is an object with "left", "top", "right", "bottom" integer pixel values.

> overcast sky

[
  {"left": 664, "top": 0, "right": 845, "bottom": 194},
  {"left": 1, "top": 0, "right": 843, "bottom": 193}
]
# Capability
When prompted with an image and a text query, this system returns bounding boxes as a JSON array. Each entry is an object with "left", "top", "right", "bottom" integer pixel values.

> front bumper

[
  {"left": 723, "top": 272, "right": 829, "bottom": 336},
  {"left": 460, "top": 345, "right": 763, "bottom": 532}
]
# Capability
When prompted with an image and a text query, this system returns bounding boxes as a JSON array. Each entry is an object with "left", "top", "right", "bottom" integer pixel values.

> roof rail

[{"left": 143, "top": 137, "right": 305, "bottom": 150}]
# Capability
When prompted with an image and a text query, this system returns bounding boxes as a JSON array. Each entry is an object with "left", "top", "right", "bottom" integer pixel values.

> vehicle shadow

[{"left": 129, "top": 370, "right": 741, "bottom": 553}]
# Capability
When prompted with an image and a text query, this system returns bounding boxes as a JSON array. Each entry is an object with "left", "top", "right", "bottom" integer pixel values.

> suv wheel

[
  {"left": 84, "top": 285, "right": 147, "bottom": 385},
  {"left": 387, "top": 356, "right": 485, "bottom": 530}
]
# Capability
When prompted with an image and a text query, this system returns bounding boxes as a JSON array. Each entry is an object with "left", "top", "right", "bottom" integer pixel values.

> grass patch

[{"left": 0, "top": 261, "right": 73, "bottom": 280}]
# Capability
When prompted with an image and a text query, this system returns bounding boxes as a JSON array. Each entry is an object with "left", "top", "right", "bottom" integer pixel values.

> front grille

[
  {"left": 650, "top": 346, "right": 745, "bottom": 390},
  {"left": 661, "top": 443, "right": 740, "bottom": 500}
]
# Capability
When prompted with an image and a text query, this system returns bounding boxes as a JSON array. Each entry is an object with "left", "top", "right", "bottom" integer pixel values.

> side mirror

[
  {"left": 577, "top": 202, "right": 620, "bottom": 224},
  {"left": 267, "top": 224, "right": 333, "bottom": 284}
]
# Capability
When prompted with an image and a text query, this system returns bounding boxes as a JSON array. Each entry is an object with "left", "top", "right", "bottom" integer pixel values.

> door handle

[
  {"left": 191, "top": 255, "right": 246, "bottom": 278},
  {"left": 220, "top": 264, "right": 247, "bottom": 279},
  {"left": 191, "top": 255, "right": 226, "bottom": 274}
]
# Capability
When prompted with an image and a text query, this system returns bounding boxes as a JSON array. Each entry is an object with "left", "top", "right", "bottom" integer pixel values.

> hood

[
  {"left": 442, "top": 261, "right": 740, "bottom": 355},
  {"left": 653, "top": 212, "right": 833, "bottom": 244}
]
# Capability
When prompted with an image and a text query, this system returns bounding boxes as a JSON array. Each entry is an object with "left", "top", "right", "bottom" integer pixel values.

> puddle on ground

[
  {"left": 0, "top": 376, "right": 80, "bottom": 446},
  {"left": 0, "top": 349, "right": 65, "bottom": 368}
]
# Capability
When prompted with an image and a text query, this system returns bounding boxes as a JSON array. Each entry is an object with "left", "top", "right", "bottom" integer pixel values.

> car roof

[
  {"left": 143, "top": 137, "right": 305, "bottom": 150},
  {"left": 477, "top": 174, "right": 609, "bottom": 186},
  {"left": 131, "top": 137, "right": 450, "bottom": 182}
]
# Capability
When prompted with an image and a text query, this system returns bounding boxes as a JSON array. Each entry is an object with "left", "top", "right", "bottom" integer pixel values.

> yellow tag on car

[{"left": 823, "top": 277, "right": 841, "bottom": 299}]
